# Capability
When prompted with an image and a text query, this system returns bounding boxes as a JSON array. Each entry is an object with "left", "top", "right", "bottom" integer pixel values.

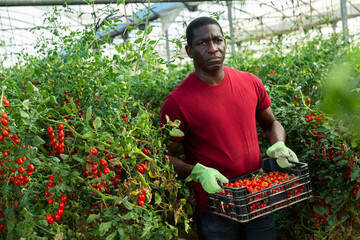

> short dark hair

[{"left": 186, "top": 17, "right": 223, "bottom": 47}]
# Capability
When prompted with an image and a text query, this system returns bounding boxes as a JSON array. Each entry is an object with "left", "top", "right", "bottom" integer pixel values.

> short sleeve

[
  {"left": 160, "top": 94, "right": 186, "bottom": 142},
  {"left": 249, "top": 73, "right": 271, "bottom": 111}
]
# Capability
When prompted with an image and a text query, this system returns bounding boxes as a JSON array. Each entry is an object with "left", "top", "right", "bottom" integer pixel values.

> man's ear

[{"left": 185, "top": 45, "right": 193, "bottom": 58}]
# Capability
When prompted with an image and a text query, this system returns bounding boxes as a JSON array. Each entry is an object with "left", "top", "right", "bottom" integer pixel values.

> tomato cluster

[
  {"left": 45, "top": 192, "right": 67, "bottom": 224},
  {"left": 84, "top": 152, "right": 120, "bottom": 194},
  {"left": 2, "top": 97, "right": 9, "bottom": 107},
  {"left": 304, "top": 113, "right": 326, "bottom": 123},
  {"left": 222, "top": 171, "right": 296, "bottom": 194},
  {"left": 0, "top": 109, "right": 34, "bottom": 189},
  {"left": 136, "top": 163, "right": 147, "bottom": 174},
  {"left": 47, "top": 124, "right": 65, "bottom": 155},
  {"left": 44, "top": 174, "right": 68, "bottom": 224},
  {"left": 0, "top": 102, "right": 38, "bottom": 233},
  {"left": 310, "top": 198, "right": 332, "bottom": 228},
  {"left": 142, "top": 147, "right": 152, "bottom": 156},
  {"left": 0, "top": 108, "right": 10, "bottom": 142},
  {"left": 137, "top": 189, "right": 146, "bottom": 207}
]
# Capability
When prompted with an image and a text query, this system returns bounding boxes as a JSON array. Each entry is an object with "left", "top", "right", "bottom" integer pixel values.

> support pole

[
  {"left": 340, "top": 0, "right": 349, "bottom": 43},
  {"left": 226, "top": 0, "right": 235, "bottom": 56},
  {"left": 165, "top": 30, "right": 170, "bottom": 64}
]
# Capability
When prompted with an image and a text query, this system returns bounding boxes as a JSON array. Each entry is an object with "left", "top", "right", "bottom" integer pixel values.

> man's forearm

[
  {"left": 265, "top": 120, "right": 286, "bottom": 145},
  {"left": 168, "top": 155, "right": 194, "bottom": 179}
]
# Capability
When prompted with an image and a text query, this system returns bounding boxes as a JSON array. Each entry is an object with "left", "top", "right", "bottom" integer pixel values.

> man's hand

[
  {"left": 266, "top": 141, "right": 299, "bottom": 168},
  {"left": 185, "top": 163, "right": 229, "bottom": 194}
]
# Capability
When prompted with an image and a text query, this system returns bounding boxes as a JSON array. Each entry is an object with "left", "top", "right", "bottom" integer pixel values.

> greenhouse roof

[{"left": 1, "top": 0, "right": 360, "bottom": 67}]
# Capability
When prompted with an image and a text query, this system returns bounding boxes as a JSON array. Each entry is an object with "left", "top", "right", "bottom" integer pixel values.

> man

[{"left": 160, "top": 16, "right": 298, "bottom": 240}]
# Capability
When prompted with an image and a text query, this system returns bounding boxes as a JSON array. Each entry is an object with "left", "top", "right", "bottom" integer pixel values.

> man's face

[{"left": 186, "top": 24, "right": 226, "bottom": 74}]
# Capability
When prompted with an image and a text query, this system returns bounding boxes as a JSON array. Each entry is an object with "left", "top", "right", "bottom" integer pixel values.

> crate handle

[
  {"left": 217, "top": 180, "right": 225, "bottom": 189},
  {"left": 288, "top": 160, "right": 307, "bottom": 167}
]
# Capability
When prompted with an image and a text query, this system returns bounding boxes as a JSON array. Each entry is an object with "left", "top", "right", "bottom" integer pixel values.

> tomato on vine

[
  {"left": 91, "top": 148, "right": 98, "bottom": 155},
  {"left": 100, "top": 159, "right": 108, "bottom": 166},
  {"left": 60, "top": 194, "right": 67, "bottom": 202},
  {"left": 59, "top": 201, "right": 65, "bottom": 209}
]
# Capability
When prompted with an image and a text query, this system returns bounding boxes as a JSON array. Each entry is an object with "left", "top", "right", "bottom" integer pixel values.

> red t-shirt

[{"left": 160, "top": 66, "right": 271, "bottom": 212}]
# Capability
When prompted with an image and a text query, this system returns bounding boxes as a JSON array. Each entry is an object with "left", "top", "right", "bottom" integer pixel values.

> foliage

[
  {"left": 0, "top": 5, "right": 192, "bottom": 240},
  {"left": 228, "top": 32, "right": 360, "bottom": 239}
]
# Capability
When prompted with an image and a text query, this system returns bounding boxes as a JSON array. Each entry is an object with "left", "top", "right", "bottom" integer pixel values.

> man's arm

[
  {"left": 166, "top": 141, "right": 228, "bottom": 193},
  {"left": 166, "top": 141, "right": 194, "bottom": 179},
  {"left": 256, "top": 107, "right": 285, "bottom": 145}
]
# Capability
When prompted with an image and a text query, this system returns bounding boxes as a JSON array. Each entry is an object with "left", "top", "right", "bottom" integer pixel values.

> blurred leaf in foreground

[{"left": 320, "top": 44, "right": 360, "bottom": 138}]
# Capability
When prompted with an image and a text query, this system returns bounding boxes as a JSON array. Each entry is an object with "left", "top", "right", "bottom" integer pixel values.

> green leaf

[
  {"left": 313, "top": 205, "right": 328, "bottom": 216},
  {"left": 127, "top": 26, "right": 136, "bottom": 31},
  {"left": 141, "top": 224, "right": 152, "bottom": 238},
  {"left": 123, "top": 212, "right": 136, "bottom": 220},
  {"left": 70, "top": 98, "right": 78, "bottom": 113},
  {"left": 170, "top": 128, "right": 184, "bottom": 137},
  {"left": 123, "top": 199, "right": 133, "bottom": 210},
  {"left": 134, "top": 38, "right": 143, "bottom": 44},
  {"left": 20, "top": 109, "right": 30, "bottom": 119},
  {"left": 146, "top": 25, "right": 153, "bottom": 35},
  {"left": 155, "top": 192, "right": 162, "bottom": 204},
  {"left": 351, "top": 170, "right": 360, "bottom": 180},
  {"left": 51, "top": 157, "right": 61, "bottom": 163},
  {"left": 29, "top": 157, "right": 42, "bottom": 166},
  {"left": 102, "top": 132, "right": 114, "bottom": 142},
  {"left": 60, "top": 154, "right": 69, "bottom": 160},
  {"left": 336, "top": 160, "right": 348, "bottom": 166},
  {"left": 50, "top": 95, "right": 58, "bottom": 104},
  {"left": 73, "top": 155, "right": 84, "bottom": 163},
  {"left": 31, "top": 135, "right": 45, "bottom": 147},
  {"left": 99, "top": 221, "right": 112, "bottom": 236},
  {"left": 340, "top": 215, "right": 348, "bottom": 223},
  {"left": 106, "top": 231, "right": 117, "bottom": 240},
  {"left": 40, "top": 97, "right": 50, "bottom": 105},
  {"left": 82, "top": 131, "right": 94, "bottom": 139},
  {"left": 26, "top": 81, "right": 38, "bottom": 92},
  {"left": 39, "top": 219, "right": 48, "bottom": 227},
  {"left": 87, "top": 214, "right": 100, "bottom": 223},
  {"left": 64, "top": 106, "right": 72, "bottom": 114},
  {"left": 351, "top": 139, "right": 358, "bottom": 148},
  {"left": 93, "top": 116, "right": 102, "bottom": 130},
  {"left": 173, "top": 119, "right": 181, "bottom": 127},
  {"left": 86, "top": 106, "right": 92, "bottom": 123},
  {"left": 137, "top": 171, "right": 148, "bottom": 187},
  {"left": 118, "top": 228, "right": 129, "bottom": 239}
]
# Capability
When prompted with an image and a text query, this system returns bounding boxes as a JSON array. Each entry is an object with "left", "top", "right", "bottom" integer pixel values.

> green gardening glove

[
  {"left": 185, "top": 163, "right": 229, "bottom": 194},
  {"left": 266, "top": 141, "right": 299, "bottom": 168}
]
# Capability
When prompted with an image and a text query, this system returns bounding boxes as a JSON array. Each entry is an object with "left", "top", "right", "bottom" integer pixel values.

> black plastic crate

[{"left": 207, "top": 158, "right": 312, "bottom": 223}]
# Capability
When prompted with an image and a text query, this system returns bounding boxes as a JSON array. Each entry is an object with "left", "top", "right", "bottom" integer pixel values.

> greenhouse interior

[
  {"left": 2, "top": 0, "right": 360, "bottom": 66},
  {"left": 0, "top": 0, "right": 360, "bottom": 239}
]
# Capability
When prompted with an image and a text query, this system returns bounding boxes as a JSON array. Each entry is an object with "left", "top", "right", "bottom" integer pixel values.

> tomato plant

[{"left": 0, "top": 5, "right": 191, "bottom": 240}]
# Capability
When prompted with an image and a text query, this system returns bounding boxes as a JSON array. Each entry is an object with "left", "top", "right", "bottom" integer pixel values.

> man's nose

[{"left": 208, "top": 41, "right": 218, "bottom": 53}]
